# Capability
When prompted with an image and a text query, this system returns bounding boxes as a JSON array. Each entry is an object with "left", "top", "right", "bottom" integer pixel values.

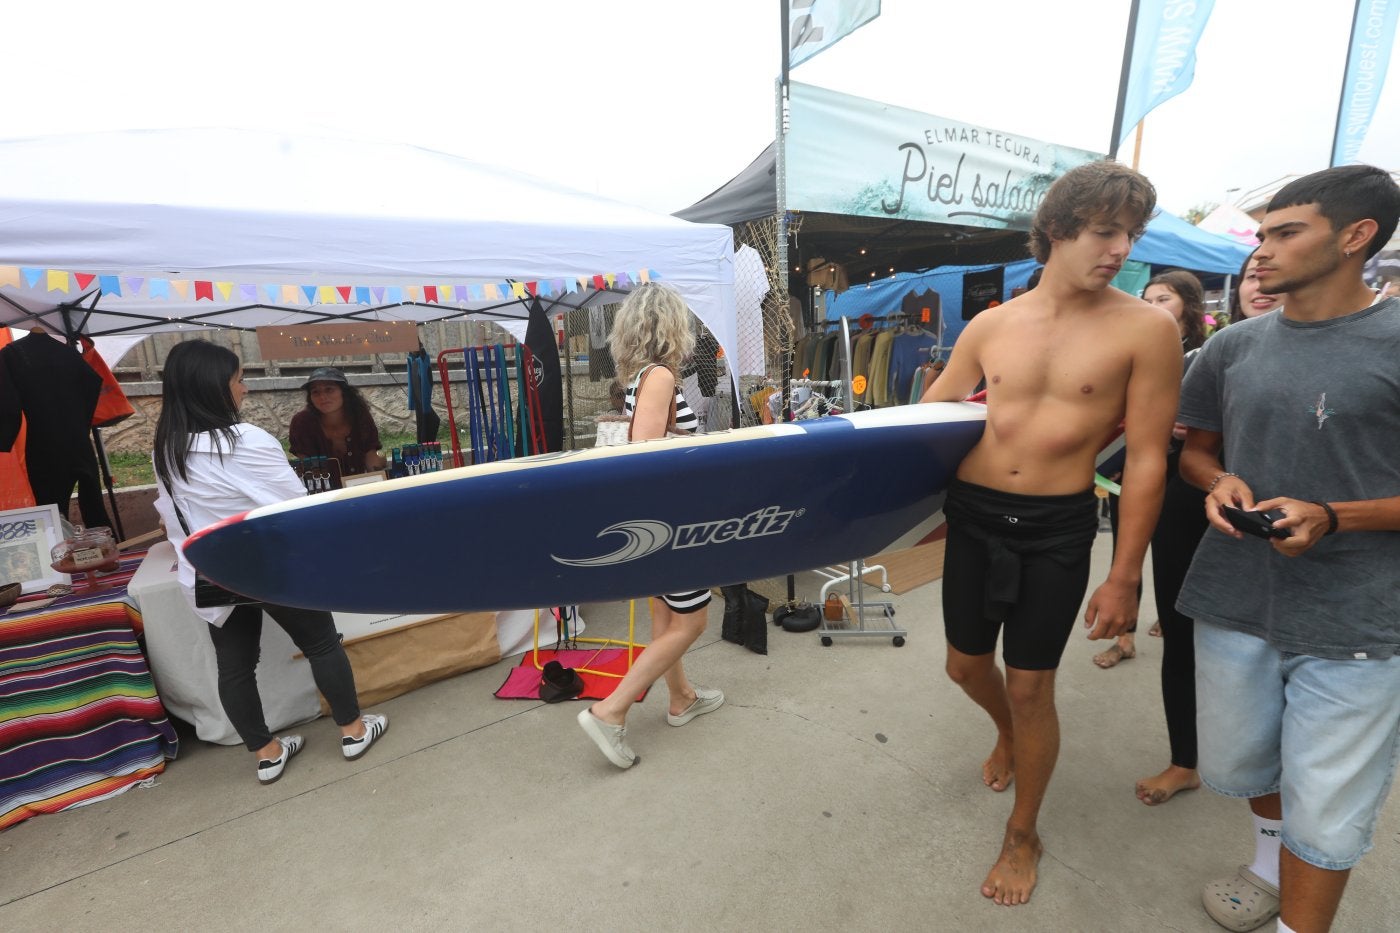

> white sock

[
  {"left": 1277, "top": 919, "right": 1297, "bottom": 933},
  {"left": 1248, "top": 813, "right": 1283, "bottom": 888}
]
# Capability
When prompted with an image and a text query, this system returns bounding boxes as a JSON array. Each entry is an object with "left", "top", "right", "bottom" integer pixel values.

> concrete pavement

[{"left": 2, "top": 533, "right": 1396, "bottom": 932}]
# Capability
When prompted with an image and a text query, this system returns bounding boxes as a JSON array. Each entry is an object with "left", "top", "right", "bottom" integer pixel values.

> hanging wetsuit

[
  {"left": 406, "top": 348, "right": 441, "bottom": 444},
  {"left": 0, "top": 332, "right": 109, "bottom": 528}
]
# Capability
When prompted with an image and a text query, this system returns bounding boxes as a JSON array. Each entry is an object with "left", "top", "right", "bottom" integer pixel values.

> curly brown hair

[{"left": 1028, "top": 161, "right": 1157, "bottom": 263}]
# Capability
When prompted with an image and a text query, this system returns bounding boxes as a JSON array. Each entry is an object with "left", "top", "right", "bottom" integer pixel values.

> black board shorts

[{"left": 941, "top": 479, "right": 1098, "bottom": 671}]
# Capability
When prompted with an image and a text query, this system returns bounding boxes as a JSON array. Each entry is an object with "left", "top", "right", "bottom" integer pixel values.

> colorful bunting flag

[{"left": 0, "top": 264, "right": 654, "bottom": 309}]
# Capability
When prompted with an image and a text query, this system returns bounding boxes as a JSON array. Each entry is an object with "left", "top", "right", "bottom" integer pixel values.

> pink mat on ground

[{"left": 494, "top": 647, "right": 649, "bottom": 702}]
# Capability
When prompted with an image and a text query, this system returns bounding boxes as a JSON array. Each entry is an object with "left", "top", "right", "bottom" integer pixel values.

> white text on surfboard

[
  {"left": 550, "top": 506, "right": 802, "bottom": 568},
  {"left": 673, "top": 506, "right": 798, "bottom": 548}
]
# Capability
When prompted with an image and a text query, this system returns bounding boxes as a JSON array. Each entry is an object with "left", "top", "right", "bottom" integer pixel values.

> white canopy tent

[{"left": 0, "top": 128, "right": 737, "bottom": 374}]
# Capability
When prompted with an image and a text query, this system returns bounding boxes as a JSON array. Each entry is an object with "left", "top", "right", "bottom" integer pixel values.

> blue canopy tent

[
  {"left": 1132, "top": 210, "right": 1253, "bottom": 276},
  {"left": 824, "top": 213, "right": 1253, "bottom": 345}
]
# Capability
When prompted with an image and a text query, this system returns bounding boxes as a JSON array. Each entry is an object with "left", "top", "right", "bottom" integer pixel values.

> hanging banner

[
  {"left": 786, "top": 82, "right": 1101, "bottom": 231},
  {"left": 787, "top": 0, "right": 881, "bottom": 68},
  {"left": 256, "top": 321, "right": 420, "bottom": 361},
  {"left": 1332, "top": 0, "right": 1400, "bottom": 166},
  {"left": 1115, "top": 0, "right": 1217, "bottom": 152},
  {"left": 961, "top": 267, "right": 1005, "bottom": 321}
]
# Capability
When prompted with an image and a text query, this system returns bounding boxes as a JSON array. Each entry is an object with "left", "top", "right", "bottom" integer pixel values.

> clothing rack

[{"left": 815, "top": 317, "right": 907, "bottom": 647}]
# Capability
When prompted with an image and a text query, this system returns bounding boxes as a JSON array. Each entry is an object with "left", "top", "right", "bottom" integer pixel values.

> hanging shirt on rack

[
  {"left": 587, "top": 306, "right": 616, "bottom": 381},
  {"left": 900, "top": 288, "right": 942, "bottom": 327},
  {"left": 817, "top": 326, "right": 840, "bottom": 381},
  {"left": 889, "top": 331, "right": 938, "bottom": 406},
  {"left": 867, "top": 329, "right": 896, "bottom": 407},
  {"left": 851, "top": 329, "right": 877, "bottom": 404}
]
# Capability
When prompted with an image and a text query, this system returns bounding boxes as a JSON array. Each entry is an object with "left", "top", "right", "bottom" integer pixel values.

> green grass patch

[{"left": 105, "top": 432, "right": 428, "bottom": 489}]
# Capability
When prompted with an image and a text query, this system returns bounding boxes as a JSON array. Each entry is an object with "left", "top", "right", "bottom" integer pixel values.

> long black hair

[{"left": 153, "top": 340, "right": 242, "bottom": 483}]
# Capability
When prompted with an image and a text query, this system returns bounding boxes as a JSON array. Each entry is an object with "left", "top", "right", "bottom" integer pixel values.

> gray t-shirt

[{"left": 1176, "top": 297, "right": 1400, "bottom": 659}]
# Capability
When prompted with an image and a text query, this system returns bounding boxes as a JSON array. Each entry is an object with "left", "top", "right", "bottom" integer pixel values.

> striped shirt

[{"left": 624, "top": 364, "right": 699, "bottom": 434}]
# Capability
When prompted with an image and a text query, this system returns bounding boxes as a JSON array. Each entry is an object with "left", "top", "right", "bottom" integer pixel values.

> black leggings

[
  {"left": 208, "top": 603, "right": 360, "bottom": 752},
  {"left": 1150, "top": 474, "right": 1208, "bottom": 769}
]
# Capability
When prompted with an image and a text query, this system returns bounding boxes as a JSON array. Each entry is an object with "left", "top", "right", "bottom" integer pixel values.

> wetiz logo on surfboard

[{"left": 551, "top": 505, "right": 803, "bottom": 568}]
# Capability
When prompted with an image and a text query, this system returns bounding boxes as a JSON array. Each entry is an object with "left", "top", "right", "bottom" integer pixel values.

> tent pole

[
  {"left": 54, "top": 299, "right": 124, "bottom": 537},
  {"left": 90, "top": 426, "right": 126, "bottom": 540}
]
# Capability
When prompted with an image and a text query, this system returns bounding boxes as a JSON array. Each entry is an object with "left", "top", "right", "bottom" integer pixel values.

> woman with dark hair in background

[
  {"left": 1229, "top": 248, "right": 1285, "bottom": 322},
  {"left": 154, "top": 340, "right": 388, "bottom": 784},
  {"left": 1145, "top": 268, "right": 1209, "bottom": 351},
  {"left": 289, "top": 366, "right": 387, "bottom": 476},
  {"left": 1094, "top": 269, "right": 1211, "bottom": 806}
]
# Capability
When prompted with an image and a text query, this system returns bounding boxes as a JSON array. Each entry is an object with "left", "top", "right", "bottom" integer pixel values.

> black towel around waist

[{"left": 944, "top": 478, "right": 1099, "bottom": 622}]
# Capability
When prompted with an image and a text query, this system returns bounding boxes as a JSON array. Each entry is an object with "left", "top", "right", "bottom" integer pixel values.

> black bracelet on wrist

[{"left": 1312, "top": 501, "right": 1339, "bottom": 536}]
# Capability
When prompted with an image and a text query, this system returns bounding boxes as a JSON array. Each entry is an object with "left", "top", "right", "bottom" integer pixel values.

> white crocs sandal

[{"left": 1202, "top": 864, "right": 1280, "bottom": 931}]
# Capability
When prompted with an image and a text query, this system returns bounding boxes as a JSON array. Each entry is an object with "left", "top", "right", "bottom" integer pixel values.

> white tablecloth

[{"left": 127, "top": 543, "right": 579, "bottom": 745}]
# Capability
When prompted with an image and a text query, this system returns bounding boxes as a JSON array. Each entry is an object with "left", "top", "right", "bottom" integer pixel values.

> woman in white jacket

[{"left": 153, "top": 340, "right": 387, "bottom": 784}]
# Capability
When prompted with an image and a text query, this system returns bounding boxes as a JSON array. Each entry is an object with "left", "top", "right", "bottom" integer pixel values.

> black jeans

[
  {"left": 1150, "top": 473, "right": 1209, "bottom": 770},
  {"left": 208, "top": 603, "right": 360, "bottom": 752}
]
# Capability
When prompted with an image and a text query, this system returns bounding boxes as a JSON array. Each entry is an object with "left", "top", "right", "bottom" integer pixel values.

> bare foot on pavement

[
  {"left": 1093, "top": 637, "right": 1136, "bottom": 669},
  {"left": 1135, "top": 765, "right": 1200, "bottom": 805},
  {"left": 982, "top": 827, "right": 1043, "bottom": 906},
  {"left": 982, "top": 736, "right": 1014, "bottom": 792}
]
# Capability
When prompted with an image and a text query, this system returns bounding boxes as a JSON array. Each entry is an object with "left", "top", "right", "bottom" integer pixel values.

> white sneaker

[
  {"left": 577, "top": 707, "right": 637, "bottom": 769},
  {"left": 342, "top": 713, "right": 388, "bottom": 760},
  {"left": 667, "top": 686, "right": 725, "bottom": 726},
  {"left": 256, "top": 735, "right": 304, "bottom": 785}
]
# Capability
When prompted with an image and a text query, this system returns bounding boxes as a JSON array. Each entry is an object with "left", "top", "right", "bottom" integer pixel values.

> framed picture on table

[{"left": 0, "top": 504, "right": 70, "bottom": 594}]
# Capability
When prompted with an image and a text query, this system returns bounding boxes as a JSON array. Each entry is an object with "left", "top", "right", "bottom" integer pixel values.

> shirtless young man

[{"left": 921, "top": 161, "right": 1183, "bottom": 906}]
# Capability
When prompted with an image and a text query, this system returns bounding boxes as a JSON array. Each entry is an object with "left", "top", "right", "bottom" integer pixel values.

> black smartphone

[{"left": 1221, "top": 505, "right": 1292, "bottom": 539}]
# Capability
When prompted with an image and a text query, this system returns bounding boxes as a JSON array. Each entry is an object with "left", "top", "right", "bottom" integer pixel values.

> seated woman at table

[
  {"left": 288, "top": 366, "right": 387, "bottom": 476},
  {"left": 153, "top": 341, "right": 388, "bottom": 785}
]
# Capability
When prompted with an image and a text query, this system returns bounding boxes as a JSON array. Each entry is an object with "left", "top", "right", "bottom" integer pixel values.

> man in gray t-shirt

[{"left": 1175, "top": 165, "right": 1400, "bottom": 933}]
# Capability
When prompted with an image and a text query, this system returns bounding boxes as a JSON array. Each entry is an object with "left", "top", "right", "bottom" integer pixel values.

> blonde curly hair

[{"left": 608, "top": 283, "right": 696, "bottom": 385}]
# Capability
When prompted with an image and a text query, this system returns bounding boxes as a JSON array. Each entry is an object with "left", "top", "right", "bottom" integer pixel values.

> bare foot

[
  {"left": 981, "top": 827, "right": 1043, "bottom": 905},
  {"left": 1093, "top": 639, "right": 1136, "bottom": 669},
  {"left": 982, "top": 736, "right": 1014, "bottom": 792},
  {"left": 1148, "top": 620, "right": 1162, "bottom": 637},
  {"left": 1135, "top": 765, "right": 1200, "bottom": 805}
]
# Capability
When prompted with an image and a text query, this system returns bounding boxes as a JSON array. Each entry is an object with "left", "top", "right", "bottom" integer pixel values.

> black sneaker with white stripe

[{"left": 342, "top": 713, "right": 388, "bottom": 760}]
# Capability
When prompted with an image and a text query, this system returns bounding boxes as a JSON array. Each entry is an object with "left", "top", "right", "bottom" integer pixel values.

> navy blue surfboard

[{"left": 184, "top": 403, "right": 985, "bottom": 614}]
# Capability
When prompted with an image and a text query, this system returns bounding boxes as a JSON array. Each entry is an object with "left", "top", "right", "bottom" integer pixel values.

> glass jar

[{"left": 50, "top": 525, "right": 119, "bottom": 573}]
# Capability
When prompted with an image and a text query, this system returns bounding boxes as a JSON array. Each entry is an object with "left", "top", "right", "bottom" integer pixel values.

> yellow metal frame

[{"left": 530, "top": 600, "right": 645, "bottom": 680}]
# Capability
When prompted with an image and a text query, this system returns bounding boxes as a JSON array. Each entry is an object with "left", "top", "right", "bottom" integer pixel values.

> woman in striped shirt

[{"left": 576, "top": 284, "right": 724, "bottom": 769}]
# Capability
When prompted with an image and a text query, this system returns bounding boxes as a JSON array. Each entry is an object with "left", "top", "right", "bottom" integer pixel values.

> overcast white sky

[{"left": 9, "top": 1, "right": 1397, "bottom": 217}]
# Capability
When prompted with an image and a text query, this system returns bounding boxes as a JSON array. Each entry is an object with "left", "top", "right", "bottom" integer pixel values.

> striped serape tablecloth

[{"left": 0, "top": 550, "right": 180, "bottom": 832}]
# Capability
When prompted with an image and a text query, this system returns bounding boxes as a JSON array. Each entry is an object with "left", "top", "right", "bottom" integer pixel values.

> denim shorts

[{"left": 1195, "top": 622, "right": 1400, "bottom": 870}]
